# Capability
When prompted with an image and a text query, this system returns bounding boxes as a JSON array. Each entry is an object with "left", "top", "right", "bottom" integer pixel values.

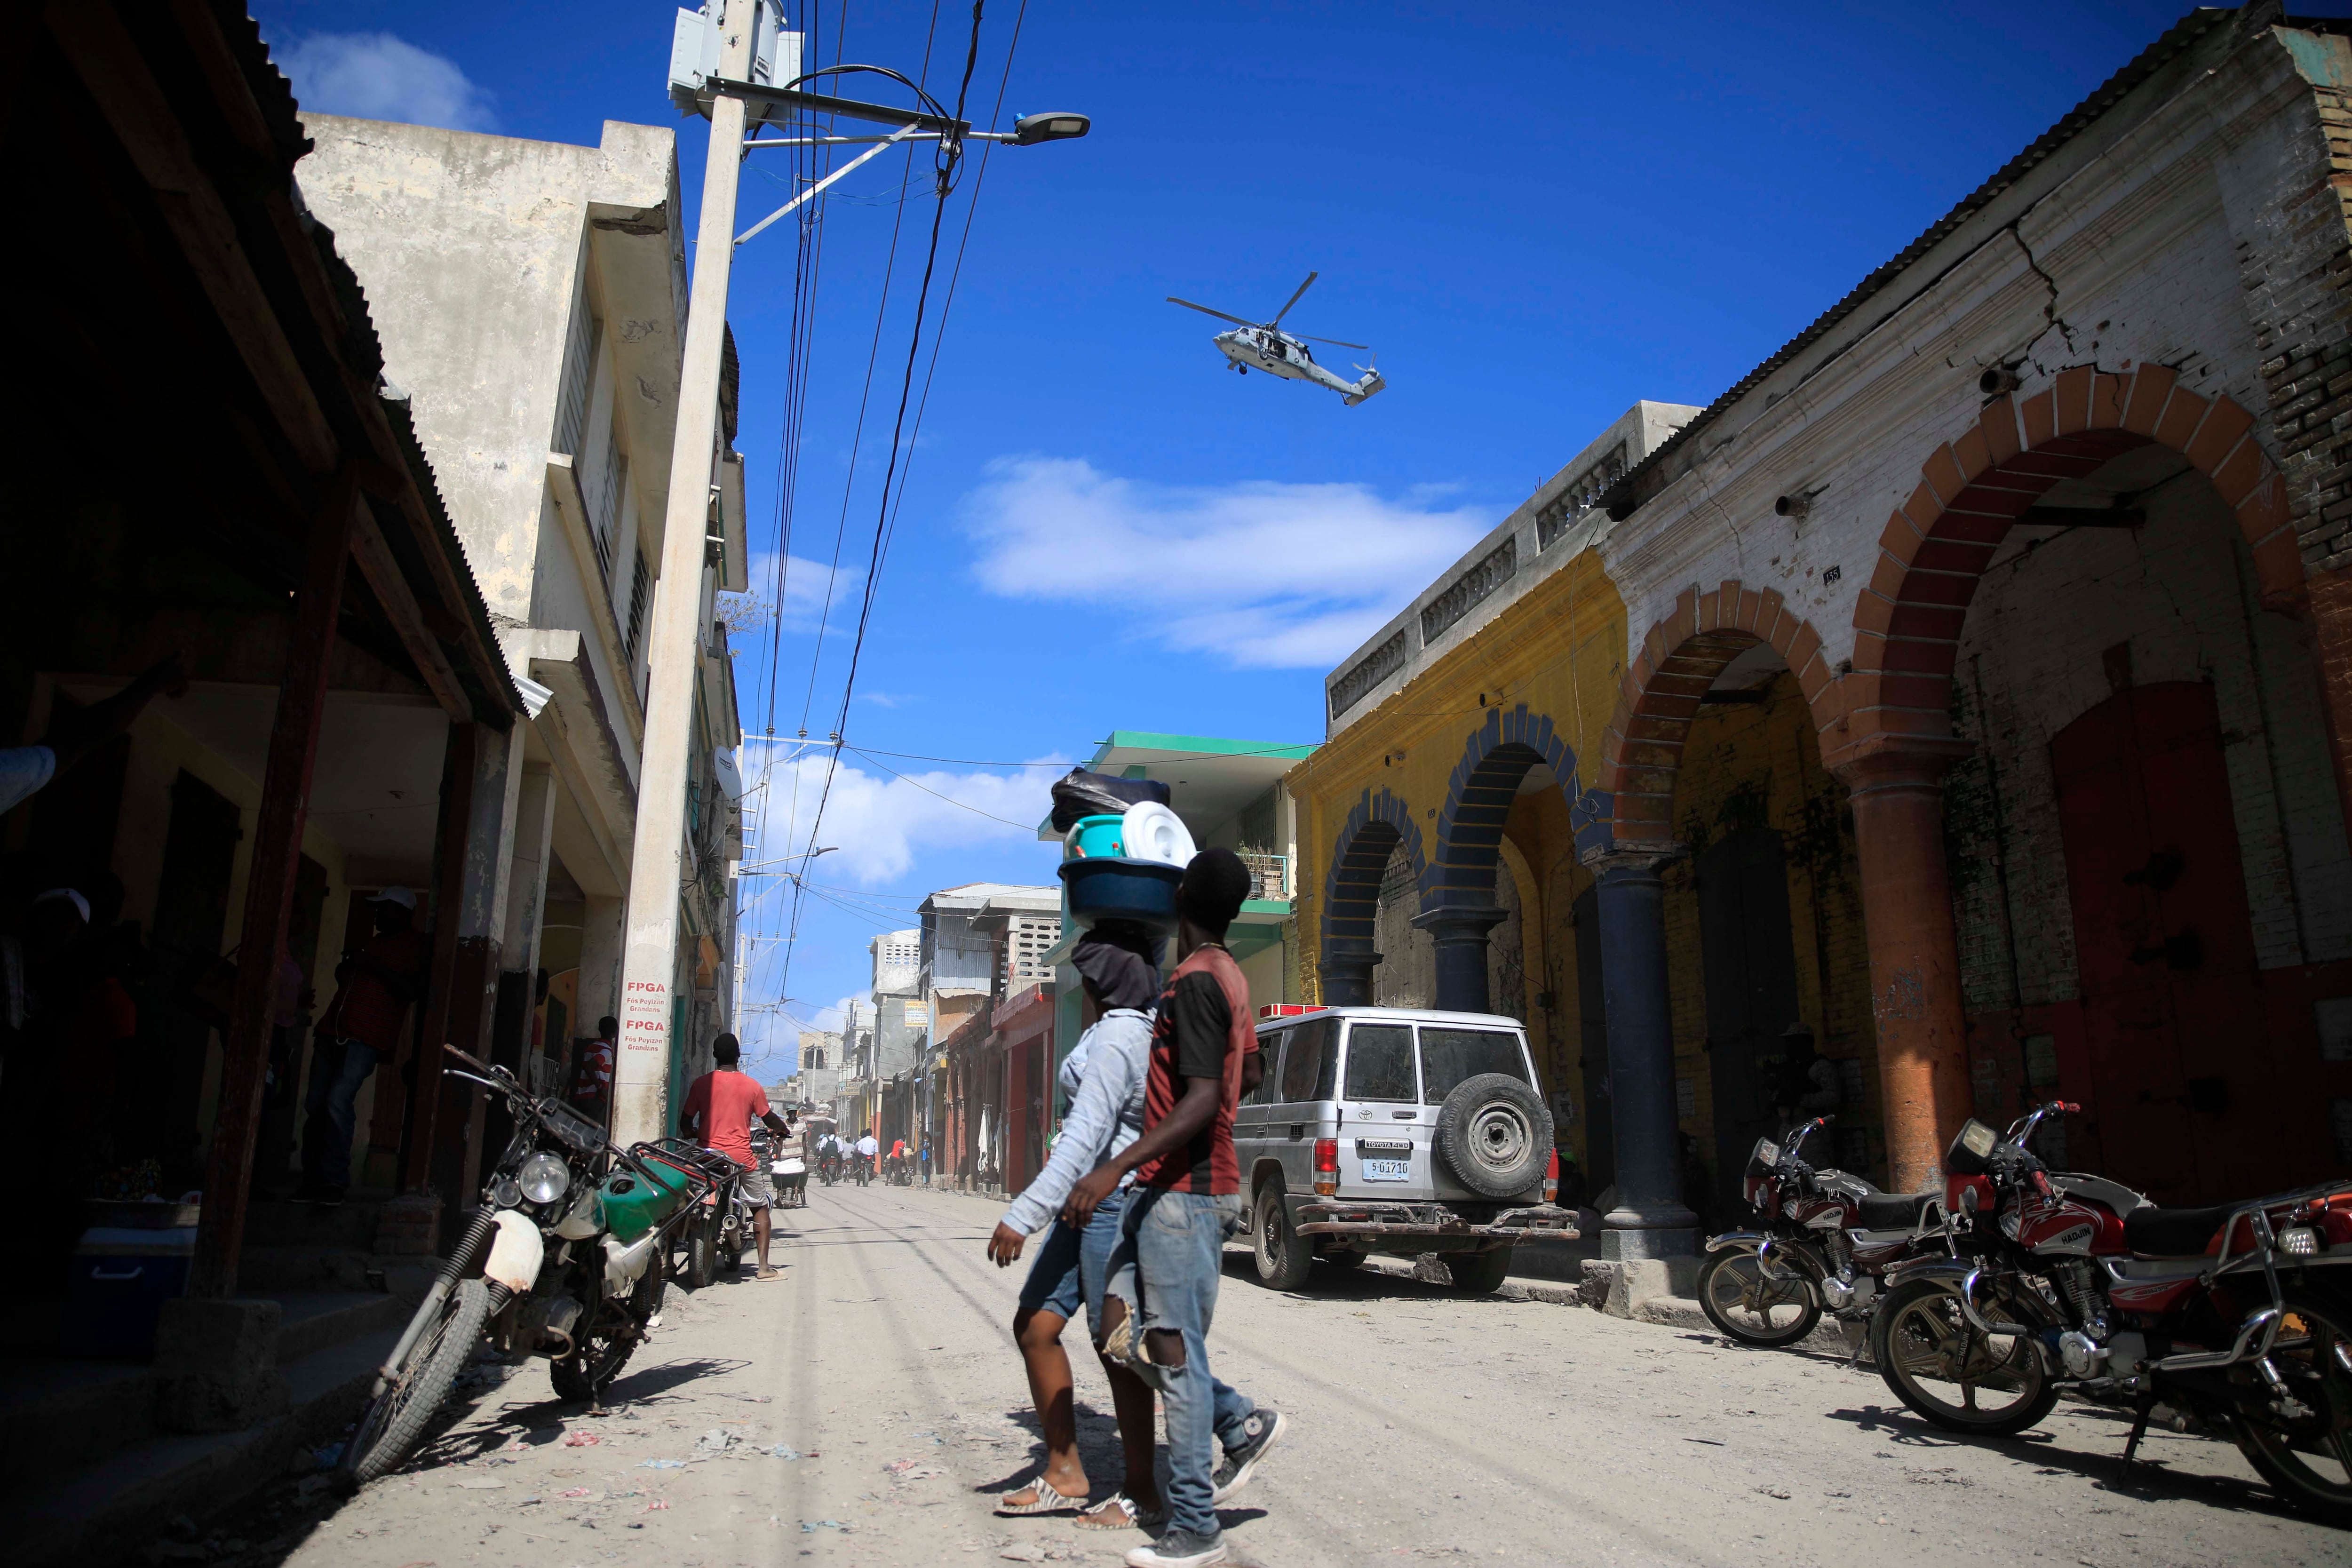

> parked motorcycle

[
  {"left": 1870, "top": 1102, "right": 2352, "bottom": 1521},
  {"left": 677, "top": 1144, "right": 755, "bottom": 1289},
  {"left": 1696, "top": 1115, "right": 1944, "bottom": 1347},
  {"left": 339, "top": 1047, "right": 714, "bottom": 1487},
  {"left": 884, "top": 1151, "right": 911, "bottom": 1186}
]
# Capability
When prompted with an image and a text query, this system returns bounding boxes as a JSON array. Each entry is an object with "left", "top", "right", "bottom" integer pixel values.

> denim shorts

[{"left": 1015, "top": 1185, "right": 1130, "bottom": 1325}]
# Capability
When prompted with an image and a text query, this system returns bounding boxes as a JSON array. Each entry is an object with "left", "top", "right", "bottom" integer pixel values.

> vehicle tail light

[
  {"left": 1543, "top": 1148, "right": 1559, "bottom": 1204},
  {"left": 2279, "top": 1226, "right": 2319, "bottom": 1258},
  {"left": 1313, "top": 1137, "right": 1338, "bottom": 1197}
]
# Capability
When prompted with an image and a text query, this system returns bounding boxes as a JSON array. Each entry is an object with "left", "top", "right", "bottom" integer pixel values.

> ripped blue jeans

[{"left": 1101, "top": 1186, "right": 1255, "bottom": 1537}]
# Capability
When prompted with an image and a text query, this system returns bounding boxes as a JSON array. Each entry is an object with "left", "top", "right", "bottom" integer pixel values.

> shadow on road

[{"left": 1820, "top": 1400, "right": 2305, "bottom": 1522}]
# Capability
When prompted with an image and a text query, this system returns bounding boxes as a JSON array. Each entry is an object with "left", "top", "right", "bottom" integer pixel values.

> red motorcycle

[
  {"left": 1871, "top": 1103, "right": 2352, "bottom": 1522},
  {"left": 1696, "top": 1116, "right": 1945, "bottom": 1347}
]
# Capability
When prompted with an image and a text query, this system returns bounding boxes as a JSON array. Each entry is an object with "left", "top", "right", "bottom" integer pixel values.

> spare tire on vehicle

[{"left": 1434, "top": 1073, "right": 1552, "bottom": 1198}]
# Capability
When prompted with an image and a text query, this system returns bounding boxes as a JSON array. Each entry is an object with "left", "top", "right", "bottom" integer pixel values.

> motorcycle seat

[
  {"left": 2123, "top": 1202, "right": 2233, "bottom": 1257},
  {"left": 1855, "top": 1192, "right": 1936, "bottom": 1230}
]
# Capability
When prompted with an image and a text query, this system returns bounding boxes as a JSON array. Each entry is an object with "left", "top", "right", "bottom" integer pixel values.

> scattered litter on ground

[
  {"left": 518, "top": 1495, "right": 541, "bottom": 1505},
  {"left": 998, "top": 1545, "right": 1045, "bottom": 1562},
  {"left": 770, "top": 1445, "right": 802, "bottom": 1460},
  {"left": 559, "top": 1488, "right": 597, "bottom": 1500},
  {"left": 561, "top": 1431, "right": 601, "bottom": 1447},
  {"left": 801, "top": 1519, "right": 847, "bottom": 1533},
  {"left": 883, "top": 1458, "right": 916, "bottom": 1473},
  {"left": 716, "top": 1391, "right": 774, "bottom": 1403},
  {"left": 644, "top": 1499, "right": 670, "bottom": 1512},
  {"left": 453, "top": 1479, "right": 506, "bottom": 1490},
  {"left": 1756, "top": 1485, "right": 1791, "bottom": 1500},
  {"left": 695, "top": 1428, "right": 739, "bottom": 1453},
  {"left": 641, "top": 1459, "right": 688, "bottom": 1470}
]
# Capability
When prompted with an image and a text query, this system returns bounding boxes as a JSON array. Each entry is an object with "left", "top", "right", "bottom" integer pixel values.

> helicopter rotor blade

[
  {"left": 1297, "top": 334, "right": 1370, "bottom": 350},
  {"left": 1269, "top": 271, "right": 1318, "bottom": 326},
  {"left": 1167, "top": 296, "right": 1255, "bottom": 328}
]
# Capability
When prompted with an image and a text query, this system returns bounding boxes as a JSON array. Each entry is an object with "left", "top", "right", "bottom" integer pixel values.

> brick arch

[
  {"left": 1595, "top": 583, "right": 1842, "bottom": 845},
  {"left": 1841, "top": 364, "right": 2300, "bottom": 765},
  {"left": 1426, "top": 703, "right": 1580, "bottom": 910},
  {"left": 1319, "top": 785, "right": 1427, "bottom": 955}
]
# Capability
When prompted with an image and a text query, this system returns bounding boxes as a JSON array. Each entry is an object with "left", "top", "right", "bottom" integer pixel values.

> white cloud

[
  {"left": 743, "top": 551, "right": 866, "bottom": 634},
  {"left": 278, "top": 33, "right": 498, "bottom": 133},
  {"left": 960, "top": 457, "right": 1494, "bottom": 669},
  {"left": 738, "top": 741, "right": 1064, "bottom": 885}
]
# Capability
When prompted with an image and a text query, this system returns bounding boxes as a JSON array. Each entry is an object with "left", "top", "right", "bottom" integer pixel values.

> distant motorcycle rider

[{"left": 855, "top": 1129, "right": 879, "bottom": 1185}]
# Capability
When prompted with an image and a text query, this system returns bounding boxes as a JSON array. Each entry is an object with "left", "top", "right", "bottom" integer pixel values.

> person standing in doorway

[
  {"left": 1066, "top": 850, "right": 1286, "bottom": 1568},
  {"left": 296, "top": 888, "right": 425, "bottom": 1207},
  {"left": 682, "top": 1033, "right": 793, "bottom": 1279},
  {"left": 571, "top": 1014, "right": 618, "bottom": 1129}
]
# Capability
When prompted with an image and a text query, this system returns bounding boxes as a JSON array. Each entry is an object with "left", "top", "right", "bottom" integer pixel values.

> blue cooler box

[{"left": 63, "top": 1226, "right": 197, "bottom": 1357}]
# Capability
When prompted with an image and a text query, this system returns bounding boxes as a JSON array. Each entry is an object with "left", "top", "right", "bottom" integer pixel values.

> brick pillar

[
  {"left": 2302, "top": 568, "right": 2352, "bottom": 855},
  {"left": 1582, "top": 842, "right": 1696, "bottom": 1259},
  {"left": 1835, "top": 739, "right": 1976, "bottom": 1194},
  {"left": 1411, "top": 905, "right": 1507, "bottom": 1014}
]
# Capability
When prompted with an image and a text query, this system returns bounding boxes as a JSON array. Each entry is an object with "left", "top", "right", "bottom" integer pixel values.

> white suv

[{"left": 1234, "top": 1006, "right": 1577, "bottom": 1294}]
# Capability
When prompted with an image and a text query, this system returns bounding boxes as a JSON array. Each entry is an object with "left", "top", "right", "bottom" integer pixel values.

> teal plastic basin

[{"left": 1065, "top": 813, "right": 1127, "bottom": 858}]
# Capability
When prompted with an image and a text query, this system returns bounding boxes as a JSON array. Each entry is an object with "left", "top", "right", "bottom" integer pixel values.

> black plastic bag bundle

[{"left": 1049, "top": 767, "right": 1172, "bottom": 832}]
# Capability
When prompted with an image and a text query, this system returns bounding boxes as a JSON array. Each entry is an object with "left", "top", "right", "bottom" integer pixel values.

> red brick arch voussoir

[
  {"left": 1838, "top": 364, "right": 2301, "bottom": 770},
  {"left": 1596, "top": 583, "right": 1842, "bottom": 844}
]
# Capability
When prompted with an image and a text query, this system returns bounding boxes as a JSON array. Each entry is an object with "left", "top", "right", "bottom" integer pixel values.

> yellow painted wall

[{"left": 1287, "top": 552, "right": 1627, "bottom": 1168}]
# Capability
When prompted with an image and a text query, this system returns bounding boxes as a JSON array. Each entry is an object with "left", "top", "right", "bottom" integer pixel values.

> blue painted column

[
  {"left": 1318, "top": 946, "right": 1380, "bottom": 1006},
  {"left": 1585, "top": 844, "right": 1697, "bottom": 1259},
  {"left": 1411, "top": 905, "right": 1509, "bottom": 1014}
]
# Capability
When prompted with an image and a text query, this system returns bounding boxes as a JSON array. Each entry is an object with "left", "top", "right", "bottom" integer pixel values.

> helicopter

[{"left": 1167, "top": 272, "right": 1385, "bottom": 406}]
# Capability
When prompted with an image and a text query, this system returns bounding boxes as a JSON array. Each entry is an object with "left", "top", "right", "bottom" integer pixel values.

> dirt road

[{"left": 278, "top": 1182, "right": 2342, "bottom": 1567}]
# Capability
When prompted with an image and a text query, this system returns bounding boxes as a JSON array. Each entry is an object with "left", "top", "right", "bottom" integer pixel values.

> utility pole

[
  {"left": 614, "top": 0, "right": 761, "bottom": 1144},
  {"left": 615, "top": 1, "right": 1087, "bottom": 1146}
]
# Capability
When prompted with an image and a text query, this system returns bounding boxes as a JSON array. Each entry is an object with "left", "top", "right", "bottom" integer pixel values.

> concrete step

[
  {"left": 273, "top": 1292, "right": 413, "bottom": 1366},
  {"left": 238, "top": 1245, "right": 436, "bottom": 1299},
  {"left": 0, "top": 1355, "right": 159, "bottom": 1493},
  {"left": 239, "top": 1196, "right": 387, "bottom": 1251},
  {"left": 18, "top": 1325, "right": 396, "bottom": 1568}
]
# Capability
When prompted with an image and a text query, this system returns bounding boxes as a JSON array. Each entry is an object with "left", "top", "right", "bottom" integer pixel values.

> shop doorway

[
  {"left": 1697, "top": 827, "right": 1803, "bottom": 1224},
  {"left": 2053, "top": 680, "right": 2270, "bottom": 1201}
]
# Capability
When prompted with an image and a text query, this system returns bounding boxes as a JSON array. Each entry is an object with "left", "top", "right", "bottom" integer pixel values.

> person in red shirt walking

[
  {"left": 1065, "top": 850, "right": 1287, "bottom": 1568},
  {"left": 682, "top": 1033, "right": 794, "bottom": 1279},
  {"left": 297, "top": 887, "right": 427, "bottom": 1207}
]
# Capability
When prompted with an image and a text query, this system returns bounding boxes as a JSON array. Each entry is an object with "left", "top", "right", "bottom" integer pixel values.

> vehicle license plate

[{"left": 1362, "top": 1158, "right": 1411, "bottom": 1182}]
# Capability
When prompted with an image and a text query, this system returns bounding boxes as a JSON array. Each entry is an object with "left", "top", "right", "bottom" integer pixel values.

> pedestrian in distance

[
  {"left": 295, "top": 887, "right": 427, "bottom": 1207},
  {"left": 1065, "top": 849, "right": 1287, "bottom": 1568},
  {"left": 682, "top": 1033, "right": 794, "bottom": 1279},
  {"left": 986, "top": 923, "right": 1166, "bottom": 1530}
]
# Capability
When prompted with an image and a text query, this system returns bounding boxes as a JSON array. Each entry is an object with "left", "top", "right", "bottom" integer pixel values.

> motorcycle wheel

[
  {"left": 552, "top": 1253, "right": 666, "bottom": 1402},
  {"left": 1871, "top": 1277, "right": 2059, "bottom": 1435},
  {"left": 1696, "top": 1248, "right": 1824, "bottom": 1347},
  {"left": 685, "top": 1214, "right": 718, "bottom": 1289},
  {"left": 2230, "top": 1287, "right": 2352, "bottom": 1524},
  {"left": 341, "top": 1277, "right": 495, "bottom": 1487}
]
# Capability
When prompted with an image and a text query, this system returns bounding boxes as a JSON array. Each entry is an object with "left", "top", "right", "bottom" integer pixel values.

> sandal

[
  {"left": 993, "top": 1475, "right": 1086, "bottom": 1516},
  {"left": 1074, "top": 1493, "right": 1166, "bottom": 1532}
]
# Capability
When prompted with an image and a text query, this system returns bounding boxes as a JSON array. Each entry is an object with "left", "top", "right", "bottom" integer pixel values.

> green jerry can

[{"left": 596, "top": 1160, "right": 694, "bottom": 1243}]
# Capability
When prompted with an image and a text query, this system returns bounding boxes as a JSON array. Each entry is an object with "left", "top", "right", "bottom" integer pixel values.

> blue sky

[{"left": 252, "top": 0, "right": 2336, "bottom": 1075}]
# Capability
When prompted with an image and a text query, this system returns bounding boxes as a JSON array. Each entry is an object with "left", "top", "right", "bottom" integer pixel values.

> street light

[{"left": 1011, "top": 111, "right": 1089, "bottom": 146}]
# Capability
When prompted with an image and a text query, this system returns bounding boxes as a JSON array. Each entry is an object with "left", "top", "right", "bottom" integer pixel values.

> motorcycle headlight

[{"left": 519, "top": 1151, "right": 572, "bottom": 1206}]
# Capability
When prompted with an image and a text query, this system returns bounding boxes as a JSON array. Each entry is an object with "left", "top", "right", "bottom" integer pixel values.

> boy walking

[{"left": 1065, "top": 849, "right": 1287, "bottom": 1568}]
